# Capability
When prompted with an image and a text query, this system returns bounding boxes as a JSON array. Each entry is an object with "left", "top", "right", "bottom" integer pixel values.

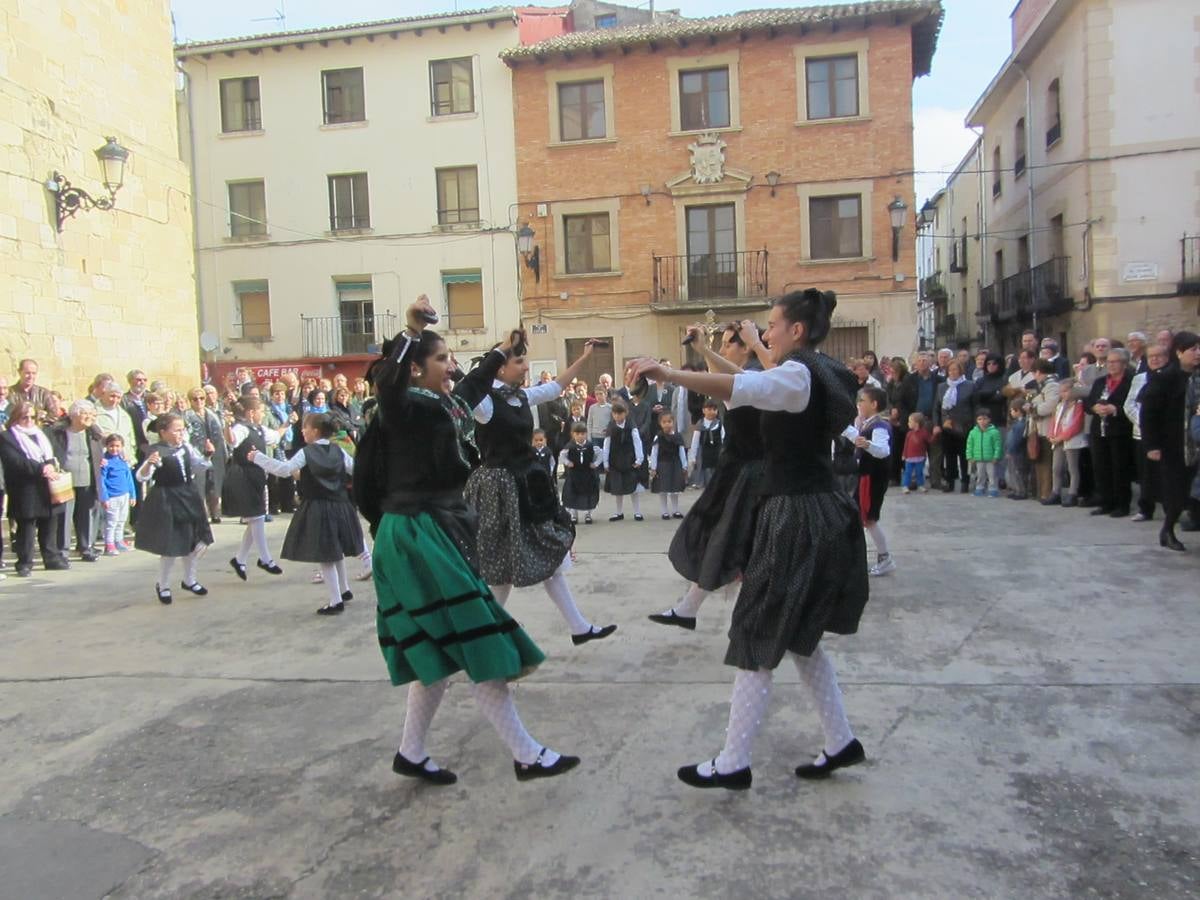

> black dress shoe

[
  {"left": 795, "top": 738, "right": 865, "bottom": 779},
  {"left": 256, "top": 559, "right": 284, "bottom": 575},
  {"left": 1040, "top": 495, "right": 1061, "bottom": 506},
  {"left": 155, "top": 584, "right": 173, "bottom": 605},
  {"left": 181, "top": 581, "right": 209, "bottom": 596},
  {"left": 392, "top": 752, "right": 457, "bottom": 785},
  {"left": 571, "top": 623, "right": 617, "bottom": 645},
  {"left": 633, "top": 514, "right": 645, "bottom": 521},
  {"left": 44, "top": 559, "right": 70, "bottom": 571},
  {"left": 1089, "top": 507, "right": 1113, "bottom": 516},
  {"left": 608, "top": 513, "right": 624, "bottom": 522},
  {"left": 15, "top": 565, "right": 32, "bottom": 578},
  {"left": 648, "top": 610, "right": 697, "bottom": 631},
  {"left": 1160, "top": 529, "right": 1186, "bottom": 552},
  {"left": 672, "top": 512, "right": 684, "bottom": 519},
  {"left": 514, "top": 748, "right": 581, "bottom": 781},
  {"left": 210, "top": 516, "right": 222, "bottom": 525},
  {"left": 316, "top": 603, "right": 345, "bottom": 615},
  {"left": 341, "top": 590, "right": 353, "bottom": 602},
  {"left": 229, "top": 557, "right": 247, "bottom": 580},
  {"left": 677, "top": 760, "right": 752, "bottom": 791},
  {"left": 80, "top": 552, "right": 98, "bottom": 562},
  {"left": 1108, "top": 507, "right": 1130, "bottom": 518},
  {"left": 662, "top": 514, "right": 671, "bottom": 520}
]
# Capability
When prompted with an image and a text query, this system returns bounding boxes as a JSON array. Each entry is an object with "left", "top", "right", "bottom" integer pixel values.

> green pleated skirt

[{"left": 374, "top": 511, "right": 545, "bottom": 687}]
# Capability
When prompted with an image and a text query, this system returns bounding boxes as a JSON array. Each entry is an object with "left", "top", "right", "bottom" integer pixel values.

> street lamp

[
  {"left": 917, "top": 324, "right": 927, "bottom": 351},
  {"left": 888, "top": 195, "right": 909, "bottom": 262},
  {"left": 765, "top": 171, "right": 781, "bottom": 197},
  {"left": 45, "top": 136, "right": 131, "bottom": 232},
  {"left": 517, "top": 223, "right": 540, "bottom": 283}
]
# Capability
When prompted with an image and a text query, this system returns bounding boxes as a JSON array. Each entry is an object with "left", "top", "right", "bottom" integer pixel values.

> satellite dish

[{"left": 199, "top": 331, "right": 220, "bottom": 353}]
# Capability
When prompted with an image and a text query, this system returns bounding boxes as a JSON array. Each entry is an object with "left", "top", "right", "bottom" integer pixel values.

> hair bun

[{"left": 820, "top": 290, "right": 838, "bottom": 315}]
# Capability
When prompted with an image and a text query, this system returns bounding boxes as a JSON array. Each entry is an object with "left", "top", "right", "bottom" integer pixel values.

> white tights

[
  {"left": 319, "top": 558, "right": 349, "bottom": 606},
  {"left": 865, "top": 522, "right": 890, "bottom": 557},
  {"left": 668, "top": 583, "right": 709, "bottom": 618},
  {"left": 157, "top": 544, "right": 206, "bottom": 588},
  {"left": 613, "top": 494, "right": 642, "bottom": 515},
  {"left": 489, "top": 574, "right": 594, "bottom": 636},
  {"left": 235, "top": 516, "right": 274, "bottom": 567},
  {"left": 399, "top": 677, "right": 557, "bottom": 769},
  {"left": 657, "top": 493, "right": 681, "bottom": 515},
  {"left": 700, "top": 647, "right": 855, "bottom": 775}
]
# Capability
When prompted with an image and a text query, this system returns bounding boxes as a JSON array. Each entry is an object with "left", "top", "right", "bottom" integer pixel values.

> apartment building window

[
  {"left": 220, "top": 77, "right": 262, "bottom": 132},
  {"left": 992, "top": 146, "right": 1002, "bottom": 198},
  {"left": 322, "top": 68, "right": 365, "bottom": 124},
  {"left": 327, "top": 173, "right": 370, "bottom": 231},
  {"left": 228, "top": 180, "right": 266, "bottom": 237},
  {"left": 558, "top": 80, "right": 607, "bottom": 141},
  {"left": 1046, "top": 79, "right": 1062, "bottom": 147},
  {"left": 679, "top": 67, "right": 730, "bottom": 131},
  {"left": 337, "top": 281, "right": 375, "bottom": 354},
  {"left": 808, "top": 195, "right": 862, "bottom": 259},
  {"left": 1049, "top": 214, "right": 1065, "bottom": 260},
  {"left": 442, "top": 271, "right": 484, "bottom": 330},
  {"left": 430, "top": 58, "right": 474, "bottom": 116},
  {"left": 564, "top": 213, "right": 612, "bottom": 274},
  {"left": 805, "top": 56, "right": 858, "bottom": 120},
  {"left": 1014, "top": 118, "right": 1027, "bottom": 178},
  {"left": 436, "top": 166, "right": 480, "bottom": 225},
  {"left": 595, "top": 14, "right": 617, "bottom": 28},
  {"left": 233, "top": 280, "right": 271, "bottom": 339}
]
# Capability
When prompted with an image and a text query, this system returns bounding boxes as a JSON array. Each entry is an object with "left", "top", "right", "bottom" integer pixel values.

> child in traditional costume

[
  {"left": 649, "top": 413, "right": 687, "bottom": 519},
  {"left": 222, "top": 397, "right": 283, "bottom": 582},
  {"left": 603, "top": 402, "right": 644, "bottom": 521},
  {"left": 559, "top": 422, "right": 601, "bottom": 524}
]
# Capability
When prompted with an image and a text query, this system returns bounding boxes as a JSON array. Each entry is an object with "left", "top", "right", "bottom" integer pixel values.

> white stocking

[
  {"left": 792, "top": 647, "right": 855, "bottom": 762},
  {"left": 236, "top": 525, "right": 254, "bottom": 566},
  {"left": 158, "top": 556, "right": 176, "bottom": 587},
  {"left": 630, "top": 493, "right": 642, "bottom": 515},
  {"left": 669, "top": 583, "right": 708, "bottom": 617},
  {"left": 543, "top": 572, "right": 592, "bottom": 635},
  {"left": 249, "top": 517, "right": 272, "bottom": 564},
  {"left": 334, "top": 558, "right": 349, "bottom": 593},
  {"left": 470, "top": 679, "right": 553, "bottom": 765},
  {"left": 659, "top": 495, "right": 669, "bottom": 515},
  {"left": 865, "top": 523, "right": 889, "bottom": 557},
  {"left": 490, "top": 583, "right": 513, "bottom": 608},
  {"left": 400, "top": 678, "right": 451, "bottom": 772},
  {"left": 669, "top": 493, "right": 680, "bottom": 515},
  {"left": 613, "top": 495, "right": 625, "bottom": 514},
  {"left": 183, "top": 547, "right": 204, "bottom": 586},
  {"left": 701, "top": 668, "right": 773, "bottom": 775},
  {"left": 319, "top": 561, "right": 342, "bottom": 606}
]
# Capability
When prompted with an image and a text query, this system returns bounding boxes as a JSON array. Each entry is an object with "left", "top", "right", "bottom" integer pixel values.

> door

[
  {"left": 565, "top": 337, "right": 614, "bottom": 392},
  {"left": 686, "top": 204, "right": 737, "bottom": 301}
]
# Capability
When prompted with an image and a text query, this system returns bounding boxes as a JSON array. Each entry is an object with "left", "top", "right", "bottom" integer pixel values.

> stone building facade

[{"left": 1, "top": 0, "right": 198, "bottom": 395}]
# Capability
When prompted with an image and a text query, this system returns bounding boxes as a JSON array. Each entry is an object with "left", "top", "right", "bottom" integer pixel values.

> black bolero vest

[
  {"left": 475, "top": 388, "right": 536, "bottom": 471},
  {"left": 759, "top": 365, "right": 837, "bottom": 496}
]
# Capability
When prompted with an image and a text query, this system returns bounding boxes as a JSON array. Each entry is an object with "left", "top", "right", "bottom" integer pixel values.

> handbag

[
  {"left": 1026, "top": 425, "right": 1040, "bottom": 461},
  {"left": 48, "top": 468, "right": 75, "bottom": 505}
]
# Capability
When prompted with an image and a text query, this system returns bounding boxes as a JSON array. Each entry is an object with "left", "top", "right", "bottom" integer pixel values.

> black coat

[
  {"left": 1139, "top": 364, "right": 1189, "bottom": 469},
  {"left": 0, "top": 429, "right": 54, "bottom": 520},
  {"left": 898, "top": 371, "right": 944, "bottom": 422},
  {"left": 972, "top": 373, "right": 1009, "bottom": 426},
  {"left": 1086, "top": 371, "right": 1133, "bottom": 439}
]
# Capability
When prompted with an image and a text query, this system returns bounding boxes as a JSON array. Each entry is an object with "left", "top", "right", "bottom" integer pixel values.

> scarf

[
  {"left": 942, "top": 376, "right": 966, "bottom": 410},
  {"left": 10, "top": 422, "right": 54, "bottom": 462},
  {"left": 1104, "top": 375, "right": 1122, "bottom": 395}
]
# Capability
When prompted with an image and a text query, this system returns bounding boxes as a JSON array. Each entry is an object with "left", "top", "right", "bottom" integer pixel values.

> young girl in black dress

[
  {"left": 135, "top": 413, "right": 214, "bottom": 604},
  {"left": 249, "top": 413, "right": 362, "bottom": 615},
  {"left": 603, "top": 402, "right": 644, "bottom": 521},
  {"left": 649, "top": 413, "right": 687, "bottom": 519},
  {"left": 628, "top": 289, "right": 870, "bottom": 790},
  {"left": 559, "top": 422, "right": 601, "bottom": 524},
  {"left": 222, "top": 397, "right": 283, "bottom": 582}
]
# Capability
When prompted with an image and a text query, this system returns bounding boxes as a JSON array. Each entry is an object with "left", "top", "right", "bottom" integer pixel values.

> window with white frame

[
  {"left": 233, "top": 280, "right": 271, "bottom": 339},
  {"left": 429, "top": 58, "right": 474, "bottom": 116},
  {"left": 228, "top": 180, "right": 266, "bottom": 237},
  {"left": 220, "top": 77, "right": 262, "bottom": 132},
  {"left": 328, "top": 173, "right": 370, "bottom": 231},
  {"left": 322, "top": 68, "right": 365, "bottom": 124},
  {"left": 436, "top": 167, "right": 480, "bottom": 225}
]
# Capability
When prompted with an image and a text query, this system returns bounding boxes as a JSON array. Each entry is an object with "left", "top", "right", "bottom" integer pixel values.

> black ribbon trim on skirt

[
  {"left": 378, "top": 619, "right": 519, "bottom": 652},
  {"left": 379, "top": 590, "right": 481, "bottom": 620}
]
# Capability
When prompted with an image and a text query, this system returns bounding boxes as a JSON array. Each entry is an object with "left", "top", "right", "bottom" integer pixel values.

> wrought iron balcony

[
  {"left": 983, "top": 257, "right": 1072, "bottom": 323},
  {"left": 979, "top": 283, "right": 996, "bottom": 322},
  {"left": 652, "top": 249, "right": 768, "bottom": 308},
  {"left": 1181, "top": 235, "right": 1200, "bottom": 294},
  {"left": 301, "top": 311, "right": 396, "bottom": 358},
  {"left": 934, "top": 312, "right": 958, "bottom": 346}
]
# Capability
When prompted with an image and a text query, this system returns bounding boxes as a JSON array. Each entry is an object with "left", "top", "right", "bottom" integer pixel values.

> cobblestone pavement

[{"left": 1, "top": 490, "right": 1197, "bottom": 899}]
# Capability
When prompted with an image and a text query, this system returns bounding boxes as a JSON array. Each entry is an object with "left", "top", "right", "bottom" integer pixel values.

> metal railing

[
  {"left": 934, "top": 312, "right": 957, "bottom": 346},
  {"left": 1181, "top": 235, "right": 1200, "bottom": 293},
  {"left": 301, "top": 311, "right": 396, "bottom": 357},
  {"left": 979, "top": 283, "right": 996, "bottom": 322},
  {"left": 652, "top": 249, "right": 768, "bottom": 307},
  {"left": 983, "top": 257, "right": 1072, "bottom": 323}
]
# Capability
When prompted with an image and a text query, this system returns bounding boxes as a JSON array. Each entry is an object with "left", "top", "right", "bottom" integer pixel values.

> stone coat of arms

[{"left": 688, "top": 133, "right": 727, "bottom": 185}]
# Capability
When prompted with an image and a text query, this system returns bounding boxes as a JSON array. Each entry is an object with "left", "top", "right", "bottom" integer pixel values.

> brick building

[{"left": 503, "top": 1, "right": 943, "bottom": 381}]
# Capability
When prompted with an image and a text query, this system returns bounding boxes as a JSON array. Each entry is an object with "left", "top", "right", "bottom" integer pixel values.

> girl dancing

[
  {"left": 455, "top": 331, "right": 616, "bottom": 646},
  {"left": 651, "top": 321, "right": 768, "bottom": 631},
  {"left": 222, "top": 397, "right": 284, "bottom": 582},
  {"left": 357, "top": 298, "right": 578, "bottom": 784},
  {"left": 135, "top": 414, "right": 214, "bottom": 604},
  {"left": 628, "top": 289, "right": 869, "bottom": 790},
  {"left": 249, "top": 413, "right": 362, "bottom": 614}
]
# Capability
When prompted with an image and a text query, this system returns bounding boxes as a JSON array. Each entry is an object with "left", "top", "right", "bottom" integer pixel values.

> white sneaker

[
  {"left": 901, "top": 487, "right": 911, "bottom": 494},
  {"left": 869, "top": 555, "right": 897, "bottom": 576}
]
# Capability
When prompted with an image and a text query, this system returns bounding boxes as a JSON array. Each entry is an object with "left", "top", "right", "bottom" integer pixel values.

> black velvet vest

[
  {"left": 475, "top": 389, "right": 536, "bottom": 471},
  {"left": 759, "top": 372, "right": 836, "bottom": 495}
]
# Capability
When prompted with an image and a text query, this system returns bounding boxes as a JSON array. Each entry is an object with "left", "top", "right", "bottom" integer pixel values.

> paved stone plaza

[{"left": 1, "top": 492, "right": 1197, "bottom": 899}]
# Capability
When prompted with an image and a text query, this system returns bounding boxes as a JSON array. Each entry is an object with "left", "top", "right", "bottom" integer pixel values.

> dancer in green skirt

[{"left": 357, "top": 297, "right": 579, "bottom": 786}]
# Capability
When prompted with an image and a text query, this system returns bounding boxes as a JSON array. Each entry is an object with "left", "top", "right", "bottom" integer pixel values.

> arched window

[
  {"left": 1014, "top": 118, "right": 1027, "bottom": 177},
  {"left": 1046, "top": 79, "right": 1062, "bottom": 147},
  {"left": 992, "top": 146, "right": 1002, "bottom": 198}
]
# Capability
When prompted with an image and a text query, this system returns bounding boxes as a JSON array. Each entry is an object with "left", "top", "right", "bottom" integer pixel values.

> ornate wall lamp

[
  {"left": 888, "top": 195, "right": 909, "bottom": 262},
  {"left": 45, "top": 136, "right": 130, "bottom": 232},
  {"left": 517, "top": 223, "right": 540, "bottom": 283},
  {"left": 765, "top": 171, "right": 781, "bottom": 197}
]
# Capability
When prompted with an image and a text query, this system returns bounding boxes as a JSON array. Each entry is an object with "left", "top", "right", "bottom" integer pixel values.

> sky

[{"left": 170, "top": 0, "right": 1014, "bottom": 204}]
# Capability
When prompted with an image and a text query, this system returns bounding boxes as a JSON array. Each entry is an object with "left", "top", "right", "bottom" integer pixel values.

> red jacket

[{"left": 902, "top": 428, "right": 934, "bottom": 459}]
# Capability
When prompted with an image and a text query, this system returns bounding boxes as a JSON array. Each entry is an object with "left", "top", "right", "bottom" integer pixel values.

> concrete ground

[{"left": 0, "top": 490, "right": 1197, "bottom": 900}]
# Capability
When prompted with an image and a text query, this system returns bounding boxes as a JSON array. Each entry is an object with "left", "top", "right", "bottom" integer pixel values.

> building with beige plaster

[
  {"left": 176, "top": 9, "right": 524, "bottom": 381},
  {"left": 958, "top": 0, "right": 1200, "bottom": 355},
  {"left": 1, "top": 0, "right": 198, "bottom": 397}
]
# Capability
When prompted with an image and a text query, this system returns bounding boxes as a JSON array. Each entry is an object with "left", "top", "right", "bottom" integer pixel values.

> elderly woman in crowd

[
  {"left": 0, "top": 401, "right": 68, "bottom": 577},
  {"left": 47, "top": 400, "right": 106, "bottom": 562},
  {"left": 186, "top": 387, "right": 227, "bottom": 524},
  {"left": 1140, "top": 331, "right": 1200, "bottom": 551},
  {"left": 886, "top": 358, "right": 910, "bottom": 484},
  {"left": 934, "top": 360, "right": 975, "bottom": 493},
  {"left": 1025, "top": 359, "right": 1060, "bottom": 501},
  {"left": 1085, "top": 347, "right": 1134, "bottom": 518}
]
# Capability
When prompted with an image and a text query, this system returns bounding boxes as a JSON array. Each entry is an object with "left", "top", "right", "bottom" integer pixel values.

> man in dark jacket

[{"left": 898, "top": 353, "right": 945, "bottom": 488}]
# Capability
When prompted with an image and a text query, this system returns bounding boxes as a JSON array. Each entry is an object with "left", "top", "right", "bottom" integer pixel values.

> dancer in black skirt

[
  {"left": 628, "top": 289, "right": 869, "bottom": 790},
  {"left": 249, "top": 413, "right": 362, "bottom": 615},
  {"left": 455, "top": 332, "right": 616, "bottom": 645},
  {"left": 222, "top": 397, "right": 283, "bottom": 582},
  {"left": 135, "top": 413, "right": 214, "bottom": 604},
  {"left": 652, "top": 320, "right": 769, "bottom": 630}
]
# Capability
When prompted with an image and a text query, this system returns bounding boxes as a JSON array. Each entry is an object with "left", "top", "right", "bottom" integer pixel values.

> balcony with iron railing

[
  {"left": 981, "top": 257, "right": 1072, "bottom": 322},
  {"left": 301, "top": 311, "right": 396, "bottom": 358},
  {"left": 652, "top": 249, "right": 768, "bottom": 308},
  {"left": 1181, "top": 235, "right": 1200, "bottom": 294},
  {"left": 978, "top": 283, "right": 996, "bottom": 323}
]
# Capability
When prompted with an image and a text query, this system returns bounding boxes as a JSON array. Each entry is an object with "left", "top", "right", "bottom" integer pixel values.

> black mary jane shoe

[
  {"left": 677, "top": 760, "right": 752, "bottom": 791},
  {"left": 514, "top": 748, "right": 581, "bottom": 782},
  {"left": 662, "top": 514, "right": 672, "bottom": 520},
  {"left": 795, "top": 738, "right": 866, "bottom": 780},
  {"left": 341, "top": 590, "right": 353, "bottom": 603},
  {"left": 392, "top": 752, "right": 457, "bottom": 786},
  {"left": 647, "top": 610, "right": 697, "bottom": 631},
  {"left": 256, "top": 559, "right": 284, "bottom": 575},
  {"left": 608, "top": 513, "right": 624, "bottom": 522},
  {"left": 155, "top": 584, "right": 173, "bottom": 605},
  {"left": 1160, "top": 529, "right": 1186, "bottom": 552},
  {"left": 229, "top": 558, "right": 248, "bottom": 581},
  {"left": 672, "top": 512, "right": 684, "bottom": 519},
  {"left": 316, "top": 602, "right": 345, "bottom": 616},
  {"left": 633, "top": 514, "right": 645, "bottom": 522},
  {"left": 584, "top": 514, "right": 593, "bottom": 525},
  {"left": 571, "top": 623, "right": 618, "bottom": 646},
  {"left": 180, "top": 581, "right": 209, "bottom": 596}
]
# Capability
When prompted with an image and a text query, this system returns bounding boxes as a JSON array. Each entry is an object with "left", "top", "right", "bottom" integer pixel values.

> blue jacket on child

[
  {"left": 1005, "top": 418, "right": 1027, "bottom": 455},
  {"left": 99, "top": 453, "right": 136, "bottom": 502}
]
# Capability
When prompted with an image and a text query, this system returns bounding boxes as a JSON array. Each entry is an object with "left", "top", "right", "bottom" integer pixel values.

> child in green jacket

[{"left": 966, "top": 412, "right": 1003, "bottom": 497}]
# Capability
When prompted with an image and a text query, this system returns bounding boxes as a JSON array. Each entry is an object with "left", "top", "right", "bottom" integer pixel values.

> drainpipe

[
  {"left": 968, "top": 126, "right": 986, "bottom": 343},
  {"left": 178, "top": 62, "right": 210, "bottom": 374},
  {"left": 1016, "top": 62, "right": 1036, "bottom": 335}
]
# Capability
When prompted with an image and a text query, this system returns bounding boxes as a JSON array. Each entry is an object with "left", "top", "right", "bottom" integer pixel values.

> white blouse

[
  {"left": 729, "top": 360, "right": 812, "bottom": 413},
  {"left": 471, "top": 350, "right": 566, "bottom": 424},
  {"left": 251, "top": 438, "right": 354, "bottom": 477}
]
